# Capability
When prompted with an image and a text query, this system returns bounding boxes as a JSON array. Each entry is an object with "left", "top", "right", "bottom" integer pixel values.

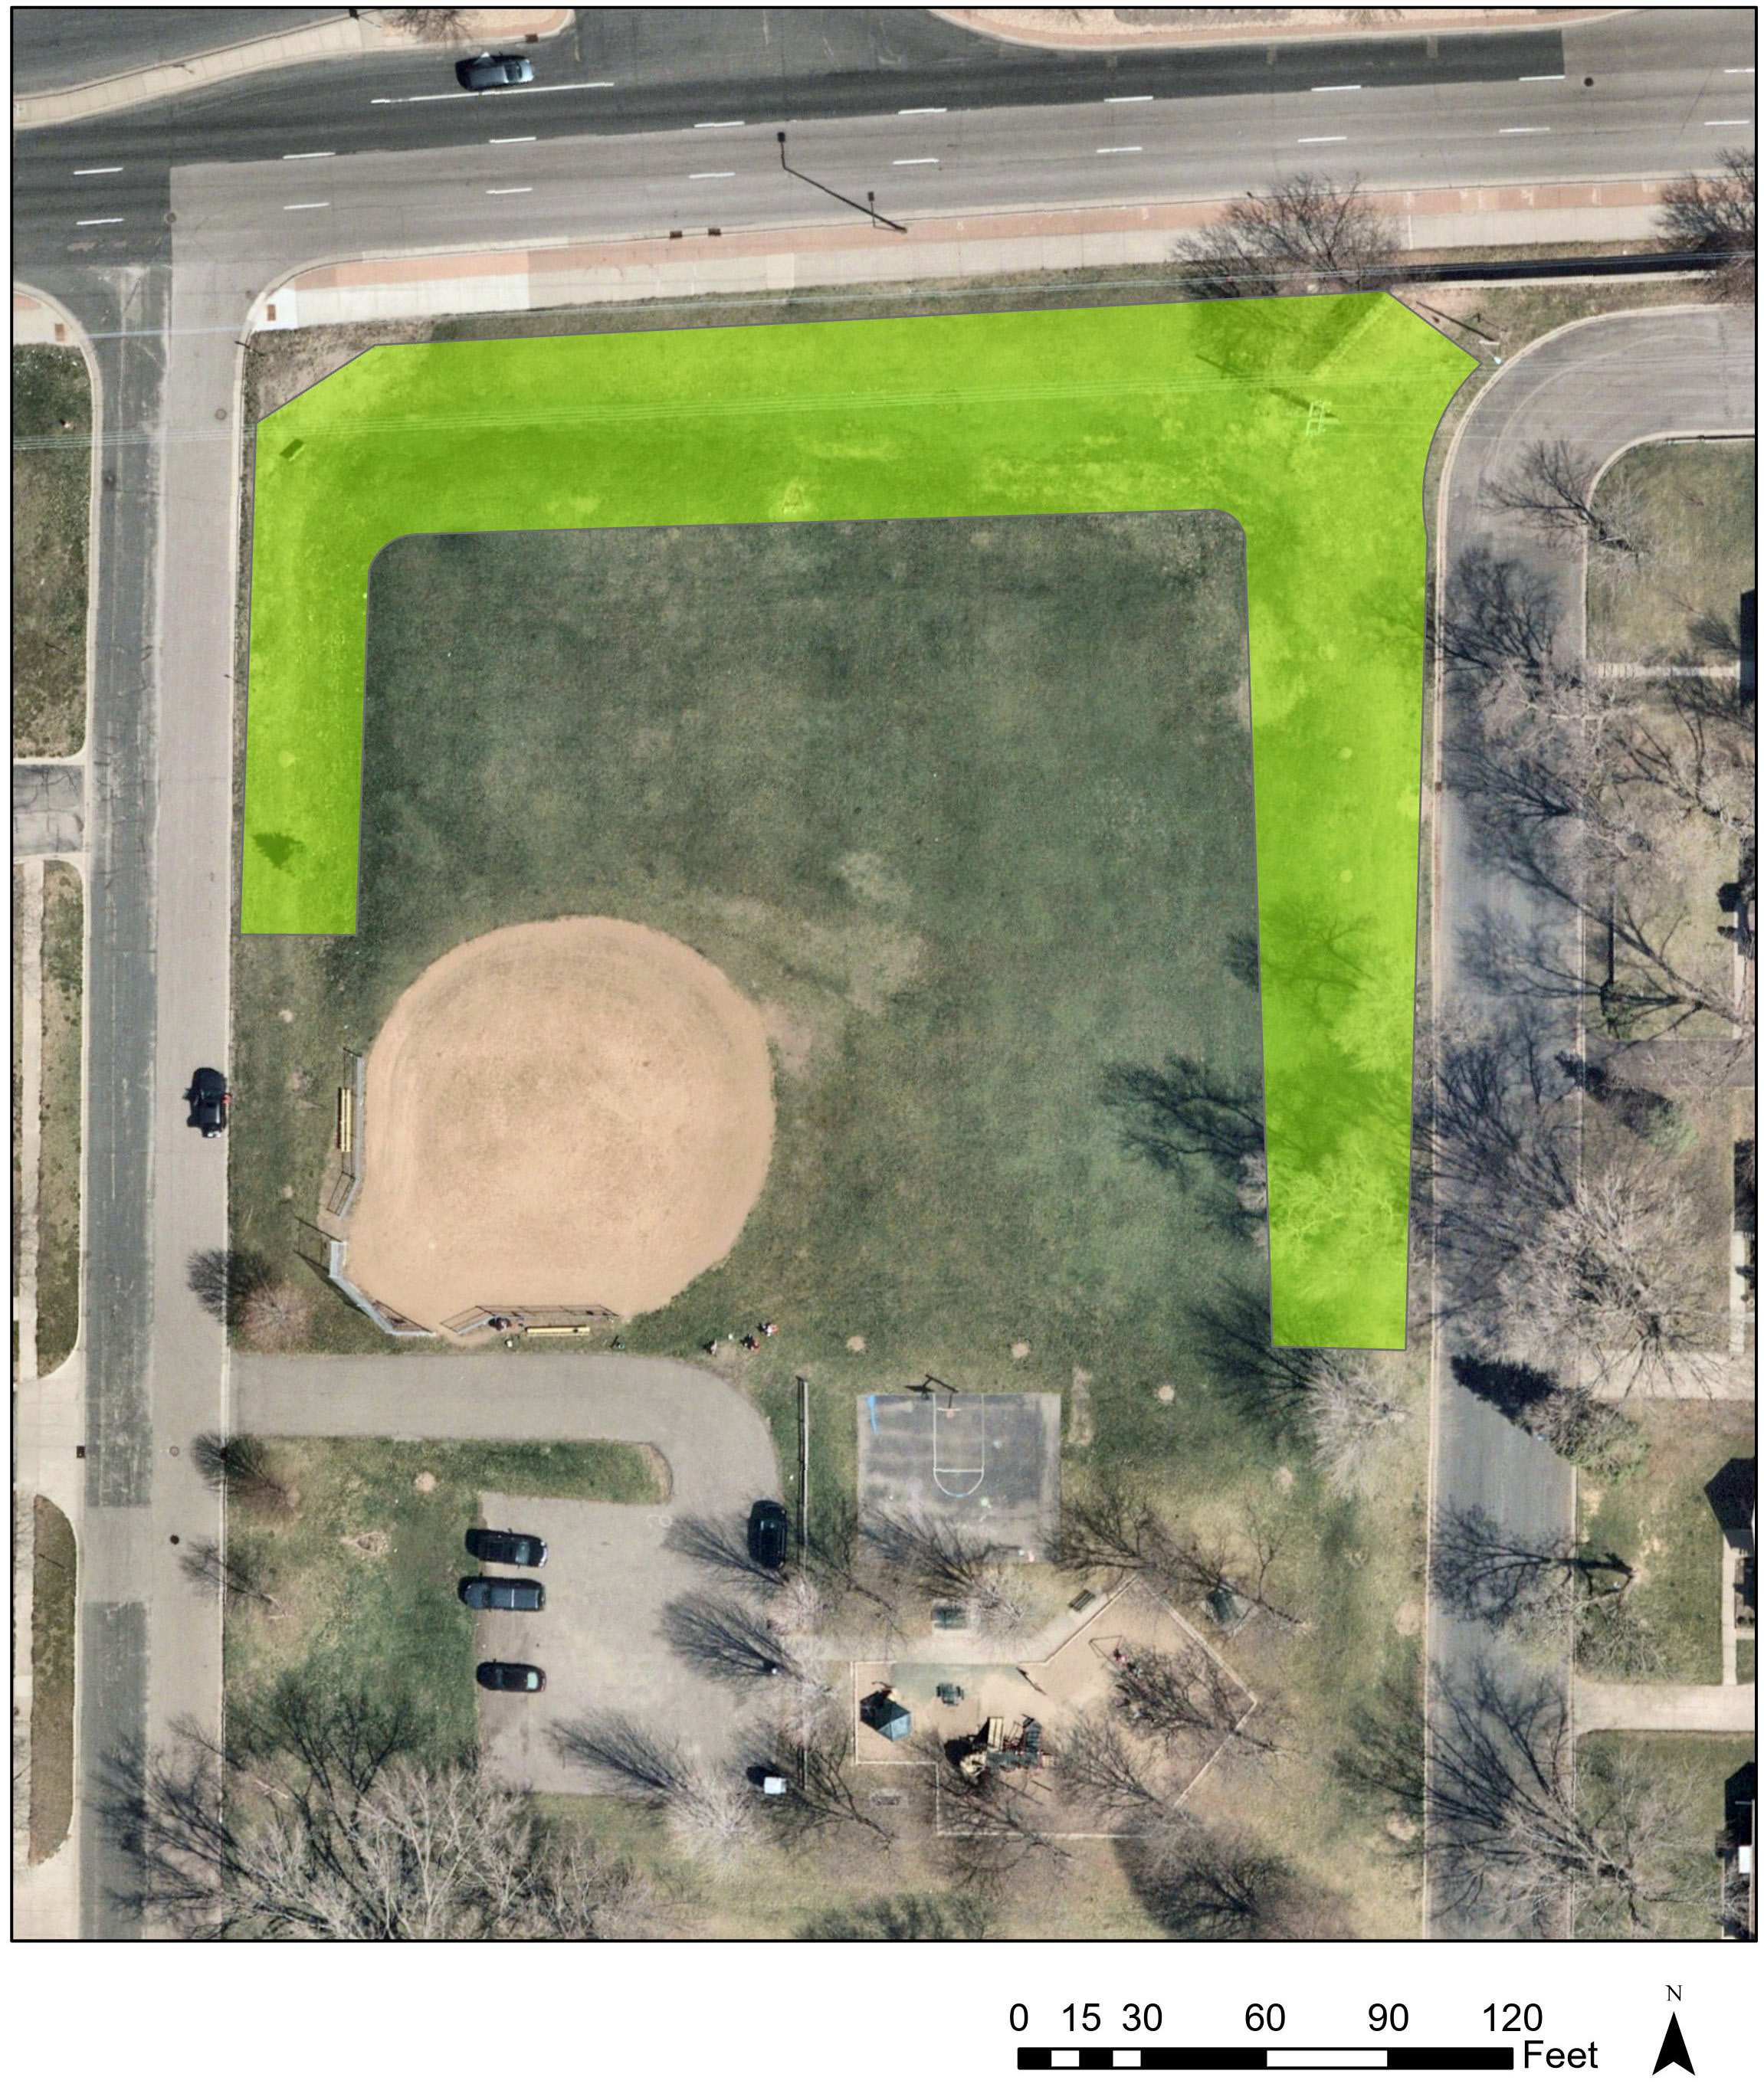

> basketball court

[{"left": 856, "top": 1388, "right": 1061, "bottom": 1555}]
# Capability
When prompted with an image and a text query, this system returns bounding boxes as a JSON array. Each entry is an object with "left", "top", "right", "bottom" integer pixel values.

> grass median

[{"left": 11, "top": 347, "right": 90, "bottom": 758}]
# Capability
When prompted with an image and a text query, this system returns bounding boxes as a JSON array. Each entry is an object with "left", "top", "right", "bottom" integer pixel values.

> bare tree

[
  {"left": 1431, "top": 1506, "right": 1632, "bottom": 1635},
  {"left": 1100, "top": 1055, "right": 1263, "bottom": 1187},
  {"left": 1177, "top": 172, "right": 1398, "bottom": 296},
  {"left": 661, "top": 1593, "right": 798, "bottom": 1686},
  {"left": 1419, "top": 1662, "right": 1715, "bottom": 1937},
  {"left": 1126, "top": 1823, "right": 1343, "bottom": 1938},
  {"left": 744, "top": 1712, "right": 894, "bottom": 1846},
  {"left": 863, "top": 1512, "right": 1036, "bottom": 1644},
  {"left": 1657, "top": 149, "right": 1756, "bottom": 302},
  {"left": 1162, "top": 1513, "right": 1305, "bottom": 1635},
  {"left": 666, "top": 1512, "right": 787, "bottom": 1587},
  {"left": 189, "top": 1432, "right": 294, "bottom": 1522},
  {"left": 549, "top": 1714, "right": 759, "bottom": 1871},
  {"left": 923, "top": 1741, "right": 1071, "bottom": 1895},
  {"left": 237, "top": 1280, "right": 314, "bottom": 1353},
  {"left": 797, "top": 1892, "right": 991, "bottom": 1940},
  {"left": 100, "top": 1679, "right": 645, "bottom": 1938},
  {"left": 1056, "top": 1483, "right": 1303, "bottom": 1633},
  {"left": 186, "top": 1247, "right": 274, "bottom": 1328},
  {"left": 1300, "top": 1351, "right": 1408, "bottom": 1496},
  {"left": 1439, "top": 547, "right": 1562, "bottom": 681},
  {"left": 1496, "top": 1171, "right": 1720, "bottom": 1397},
  {"left": 179, "top": 1537, "right": 281, "bottom": 1612},
  {"left": 373, "top": 7, "right": 470, "bottom": 42},
  {"left": 1110, "top": 1640, "right": 1276, "bottom": 1760},
  {"left": 1057, "top": 1712, "right": 1180, "bottom": 1826},
  {"left": 1483, "top": 438, "right": 1644, "bottom": 556}
]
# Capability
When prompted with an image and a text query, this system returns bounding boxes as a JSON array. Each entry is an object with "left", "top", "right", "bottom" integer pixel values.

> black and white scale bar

[{"left": 1018, "top": 2052, "right": 1513, "bottom": 2072}]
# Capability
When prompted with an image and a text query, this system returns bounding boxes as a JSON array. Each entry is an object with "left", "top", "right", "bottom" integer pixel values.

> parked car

[
  {"left": 457, "top": 1577, "right": 545, "bottom": 1611},
  {"left": 747, "top": 1499, "right": 789, "bottom": 1571},
  {"left": 185, "top": 1067, "right": 230, "bottom": 1138},
  {"left": 466, "top": 1527, "right": 547, "bottom": 1568},
  {"left": 476, "top": 1660, "right": 546, "bottom": 1692},
  {"left": 456, "top": 51, "right": 534, "bottom": 90}
]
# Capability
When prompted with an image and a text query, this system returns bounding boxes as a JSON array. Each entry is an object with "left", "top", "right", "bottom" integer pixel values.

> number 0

[{"left": 1010, "top": 2007, "right": 1028, "bottom": 2033}]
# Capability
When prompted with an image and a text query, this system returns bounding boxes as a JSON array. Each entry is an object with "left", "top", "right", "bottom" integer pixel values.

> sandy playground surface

[{"left": 345, "top": 918, "right": 774, "bottom": 1331}]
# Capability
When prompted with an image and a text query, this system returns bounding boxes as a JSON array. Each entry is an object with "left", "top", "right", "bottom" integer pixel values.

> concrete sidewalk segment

[
  {"left": 1575, "top": 1679, "right": 1757, "bottom": 1735},
  {"left": 933, "top": 8, "right": 1622, "bottom": 54},
  {"left": 255, "top": 180, "right": 1678, "bottom": 329}
]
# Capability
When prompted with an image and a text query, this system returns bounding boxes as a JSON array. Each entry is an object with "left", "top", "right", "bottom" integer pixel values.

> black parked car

[
  {"left": 466, "top": 1527, "right": 547, "bottom": 1568},
  {"left": 476, "top": 1661, "right": 546, "bottom": 1692},
  {"left": 185, "top": 1067, "right": 230, "bottom": 1138},
  {"left": 747, "top": 1499, "right": 789, "bottom": 1571},
  {"left": 458, "top": 1577, "right": 545, "bottom": 1611},
  {"left": 456, "top": 51, "right": 534, "bottom": 90}
]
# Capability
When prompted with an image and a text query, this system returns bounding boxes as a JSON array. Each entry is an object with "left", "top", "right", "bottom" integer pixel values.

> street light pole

[{"left": 776, "top": 131, "right": 909, "bottom": 234}]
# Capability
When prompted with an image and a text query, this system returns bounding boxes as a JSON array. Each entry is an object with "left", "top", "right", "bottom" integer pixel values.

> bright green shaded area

[{"left": 241, "top": 299, "right": 1473, "bottom": 1345}]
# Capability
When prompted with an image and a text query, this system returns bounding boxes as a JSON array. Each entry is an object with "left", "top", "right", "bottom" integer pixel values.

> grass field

[
  {"left": 225, "top": 1439, "right": 663, "bottom": 1759},
  {"left": 11, "top": 347, "right": 90, "bottom": 758},
  {"left": 1577, "top": 1401, "right": 1753, "bottom": 1685},
  {"left": 1573, "top": 1732, "right": 1750, "bottom": 1939},
  {"left": 239, "top": 297, "right": 1473, "bottom": 1346},
  {"left": 36, "top": 862, "right": 84, "bottom": 1374},
  {"left": 28, "top": 1495, "right": 77, "bottom": 1863},
  {"left": 1586, "top": 437, "right": 1756, "bottom": 663}
]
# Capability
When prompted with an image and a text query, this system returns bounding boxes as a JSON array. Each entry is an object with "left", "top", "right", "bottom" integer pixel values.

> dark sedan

[
  {"left": 185, "top": 1066, "right": 230, "bottom": 1138},
  {"left": 456, "top": 51, "right": 534, "bottom": 90},
  {"left": 457, "top": 1577, "right": 545, "bottom": 1611},
  {"left": 476, "top": 1661, "right": 546, "bottom": 1692},
  {"left": 747, "top": 1499, "right": 789, "bottom": 1571},
  {"left": 466, "top": 1527, "right": 547, "bottom": 1568}
]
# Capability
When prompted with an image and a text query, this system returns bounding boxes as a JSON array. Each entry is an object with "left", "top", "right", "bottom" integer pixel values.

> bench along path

[{"left": 233, "top": 1351, "right": 783, "bottom": 1784}]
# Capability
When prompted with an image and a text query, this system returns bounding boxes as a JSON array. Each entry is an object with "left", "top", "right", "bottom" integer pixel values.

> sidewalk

[
  {"left": 12, "top": 8, "right": 572, "bottom": 129},
  {"left": 1575, "top": 1678, "right": 1756, "bottom": 1735},
  {"left": 257, "top": 178, "right": 1676, "bottom": 332},
  {"left": 933, "top": 8, "right": 1621, "bottom": 53}
]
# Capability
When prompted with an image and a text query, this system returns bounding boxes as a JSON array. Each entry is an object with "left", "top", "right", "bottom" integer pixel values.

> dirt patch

[
  {"left": 1393, "top": 1599, "right": 1422, "bottom": 1637},
  {"left": 345, "top": 919, "right": 775, "bottom": 1332}
]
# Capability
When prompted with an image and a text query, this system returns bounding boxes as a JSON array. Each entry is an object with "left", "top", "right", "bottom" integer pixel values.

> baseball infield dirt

[{"left": 344, "top": 918, "right": 774, "bottom": 1332}]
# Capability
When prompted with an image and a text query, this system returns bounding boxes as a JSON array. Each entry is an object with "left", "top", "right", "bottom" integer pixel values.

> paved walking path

[
  {"left": 934, "top": 8, "right": 1620, "bottom": 52},
  {"left": 11, "top": 8, "right": 571, "bottom": 128},
  {"left": 1574, "top": 1679, "right": 1756, "bottom": 1735},
  {"left": 231, "top": 1351, "right": 779, "bottom": 1515}
]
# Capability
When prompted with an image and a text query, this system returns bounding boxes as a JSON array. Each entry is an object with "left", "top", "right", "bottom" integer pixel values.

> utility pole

[{"left": 776, "top": 131, "right": 909, "bottom": 234}]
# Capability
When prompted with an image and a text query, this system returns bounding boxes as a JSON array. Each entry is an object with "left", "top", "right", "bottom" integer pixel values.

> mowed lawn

[
  {"left": 1586, "top": 437, "right": 1756, "bottom": 663},
  {"left": 235, "top": 514, "right": 1263, "bottom": 1463}
]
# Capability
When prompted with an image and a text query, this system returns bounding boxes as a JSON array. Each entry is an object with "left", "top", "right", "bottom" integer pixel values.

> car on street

[
  {"left": 185, "top": 1066, "right": 230, "bottom": 1138},
  {"left": 466, "top": 1526, "right": 547, "bottom": 1568},
  {"left": 476, "top": 1660, "right": 546, "bottom": 1692},
  {"left": 456, "top": 51, "right": 534, "bottom": 90},
  {"left": 457, "top": 1577, "right": 545, "bottom": 1610},
  {"left": 747, "top": 1499, "right": 789, "bottom": 1571}
]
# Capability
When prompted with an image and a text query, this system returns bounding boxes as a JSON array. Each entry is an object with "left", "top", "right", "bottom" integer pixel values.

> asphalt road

[
  {"left": 11, "top": 9, "right": 1754, "bottom": 277},
  {"left": 11, "top": 7, "right": 345, "bottom": 93},
  {"left": 17, "top": 5, "right": 1750, "bottom": 1938},
  {"left": 1426, "top": 305, "right": 1755, "bottom": 1938}
]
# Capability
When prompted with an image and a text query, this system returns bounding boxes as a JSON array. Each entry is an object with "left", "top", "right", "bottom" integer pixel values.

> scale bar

[{"left": 1018, "top": 2053, "right": 1513, "bottom": 2073}]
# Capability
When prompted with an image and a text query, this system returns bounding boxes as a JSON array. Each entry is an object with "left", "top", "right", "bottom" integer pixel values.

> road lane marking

[
  {"left": 490, "top": 136, "right": 536, "bottom": 143},
  {"left": 899, "top": 106, "right": 946, "bottom": 114},
  {"left": 1310, "top": 83, "right": 1362, "bottom": 91},
  {"left": 1104, "top": 94, "right": 1153, "bottom": 103},
  {"left": 1097, "top": 145, "right": 1143, "bottom": 153},
  {"left": 75, "top": 216, "right": 123, "bottom": 225},
  {"left": 72, "top": 165, "right": 123, "bottom": 175},
  {"left": 689, "top": 170, "right": 736, "bottom": 179},
  {"left": 486, "top": 186, "right": 533, "bottom": 195},
  {"left": 1499, "top": 126, "right": 1550, "bottom": 133},
  {"left": 282, "top": 150, "right": 334, "bottom": 159},
  {"left": 1723, "top": 66, "right": 1755, "bottom": 73},
  {"left": 283, "top": 201, "right": 331, "bottom": 210},
  {"left": 893, "top": 157, "right": 939, "bottom": 165},
  {"left": 1705, "top": 117, "right": 1751, "bottom": 124},
  {"left": 694, "top": 120, "right": 744, "bottom": 127},
  {"left": 370, "top": 80, "right": 614, "bottom": 104},
  {"left": 1520, "top": 72, "right": 1566, "bottom": 80},
  {"left": 1297, "top": 135, "right": 1348, "bottom": 143}
]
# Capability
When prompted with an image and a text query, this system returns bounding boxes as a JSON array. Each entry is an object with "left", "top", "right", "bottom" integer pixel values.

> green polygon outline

[{"left": 240, "top": 298, "right": 1474, "bottom": 1348}]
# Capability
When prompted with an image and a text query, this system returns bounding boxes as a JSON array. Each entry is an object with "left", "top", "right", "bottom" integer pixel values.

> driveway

[
  {"left": 232, "top": 1351, "right": 782, "bottom": 1786},
  {"left": 1428, "top": 306, "right": 1756, "bottom": 1936}
]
